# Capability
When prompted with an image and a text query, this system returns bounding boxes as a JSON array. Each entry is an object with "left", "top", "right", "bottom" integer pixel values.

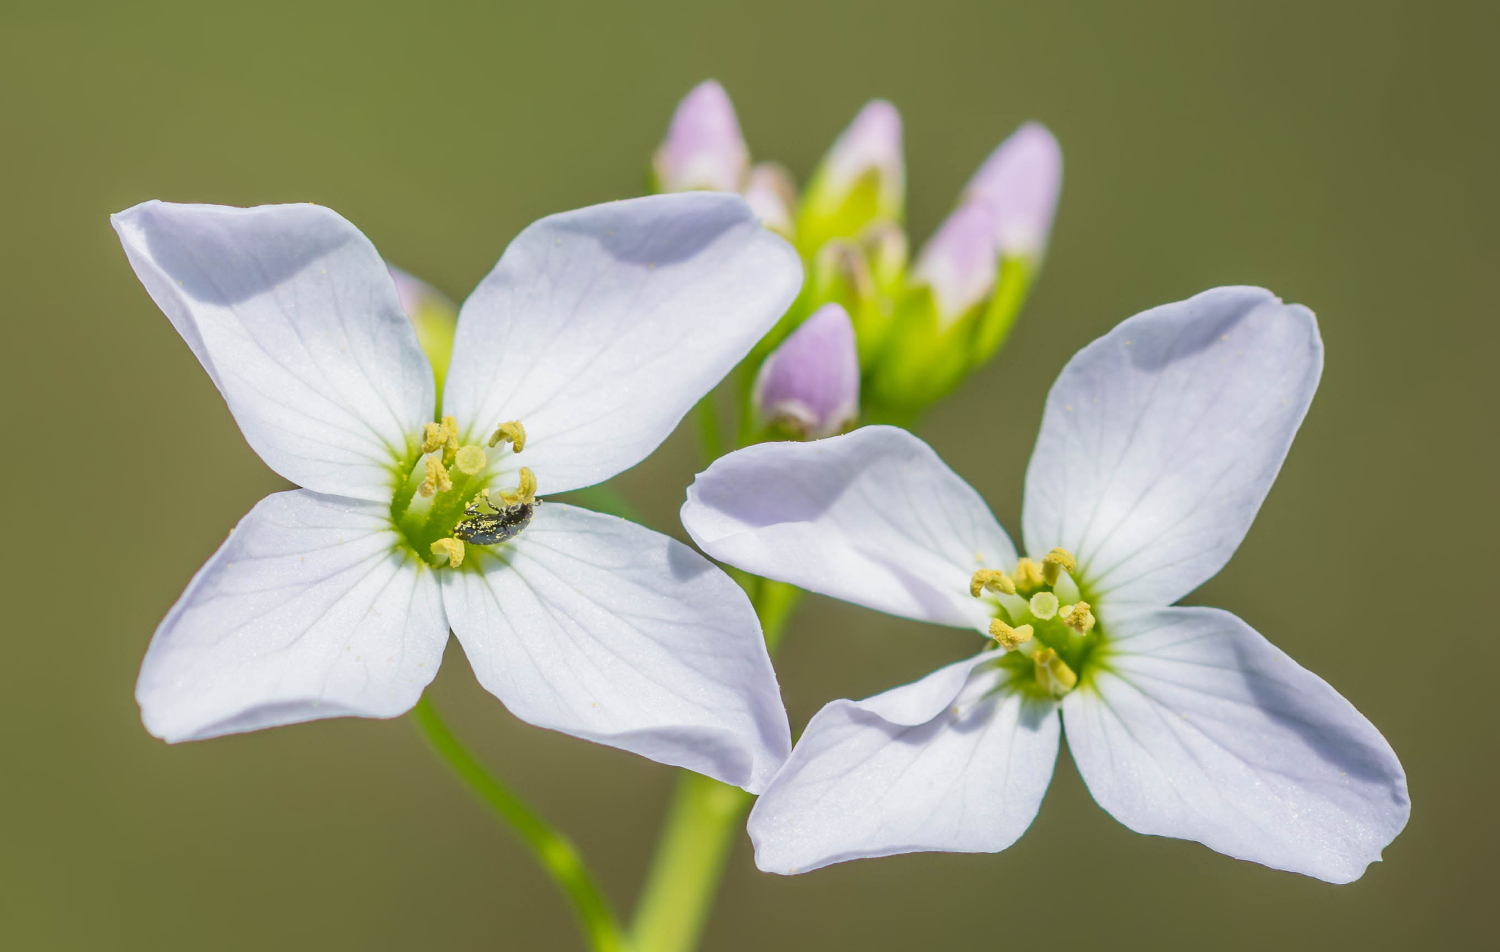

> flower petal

[
  {"left": 439, "top": 503, "right": 791, "bottom": 792},
  {"left": 1022, "top": 287, "right": 1322, "bottom": 607},
  {"left": 138, "top": 491, "right": 448, "bottom": 742},
  {"left": 682, "top": 426, "right": 1015, "bottom": 631},
  {"left": 112, "top": 202, "right": 435, "bottom": 501},
  {"left": 442, "top": 193, "right": 802, "bottom": 494},
  {"left": 1064, "top": 607, "right": 1409, "bottom": 883},
  {"left": 749, "top": 655, "right": 1060, "bottom": 873}
]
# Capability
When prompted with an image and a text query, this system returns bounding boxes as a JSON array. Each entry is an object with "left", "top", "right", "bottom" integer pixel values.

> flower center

[
  {"left": 388, "top": 416, "right": 536, "bottom": 568},
  {"left": 969, "top": 547, "right": 1104, "bottom": 697}
]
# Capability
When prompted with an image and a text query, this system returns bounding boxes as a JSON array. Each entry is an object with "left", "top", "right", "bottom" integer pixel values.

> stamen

[
  {"left": 430, "top": 537, "right": 465, "bottom": 568},
  {"left": 417, "top": 456, "right": 452, "bottom": 497},
  {"left": 989, "top": 618, "right": 1034, "bottom": 651},
  {"left": 420, "top": 421, "right": 450, "bottom": 455},
  {"left": 489, "top": 419, "right": 527, "bottom": 453},
  {"left": 969, "top": 568, "right": 1016, "bottom": 597},
  {"left": 497, "top": 466, "right": 537, "bottom": 506},
  {"left": 1034, "top": 647, "right": 1078, "bottom": 695},
  {"left": 454, "top": 445, "right": 488, "bottom": 476},
  {"left": 441, "top": 415, "right": 459, "bottom": 462},
  {"left": 1059, "top": 601, "right": 1096, "bottom": 634},
  {"left": 1013, "top": 558, "right": 1046, "bottom": 594},
  {"left": 1041, "top": 547, "right": 1077, "bottom": 585},
  {"left": 1029, "top": 591, "right": 1059, "bottom": 620}
]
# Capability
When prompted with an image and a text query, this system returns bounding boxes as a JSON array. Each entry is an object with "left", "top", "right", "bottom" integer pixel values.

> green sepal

[
  {"left": 970, "top": 255, "right": 1035, "bottom": 369},
  {"left": 865, "top": 285, "right": 981, "bottom": 414},
  {"left": 796, "top": 166, "right": 902, "bottom": 258}
]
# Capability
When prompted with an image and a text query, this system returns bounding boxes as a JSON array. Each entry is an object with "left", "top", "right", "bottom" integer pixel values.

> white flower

[
  {"left": 682, "top": 287, "right": 1409, "bottom": 876},
  {"left": 114, "top": 192, "right": 801, "bottom": 793}
]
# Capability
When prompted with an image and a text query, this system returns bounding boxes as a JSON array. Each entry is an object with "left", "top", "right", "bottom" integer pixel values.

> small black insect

[{"left": 452, "top": 499, "right": 536, "bottom": 546}]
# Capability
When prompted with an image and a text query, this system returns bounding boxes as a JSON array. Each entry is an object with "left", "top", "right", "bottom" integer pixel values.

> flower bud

[
  {"left": 798, "top": 100, "right": 905, "bottom": 253},
  {"left": 752, "top": 303, "right": 860, "bottom": 439},
  {"left": 388, "top": 265, "right": 457, "bottom": 392},
  {"left": 652, "top": 80, "right": 749, "bottom": 193},
  {"left": 963, "top": 121, "right": 1062, "bottom": 260},
  {"left": 741, "top": 162, "right": 797, "bottom": 239},
  {"left": 910, "top": 201, "right": 1000, "bottom": 324}
]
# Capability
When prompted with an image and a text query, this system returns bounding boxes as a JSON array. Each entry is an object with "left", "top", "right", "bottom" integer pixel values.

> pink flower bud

[
  {"left": 652, "top": 80, "right": 749, "bottom": 193},
  {"left": 910, "top": 202, "right": 1001, "bottom": 322},
  {"left": 753, "top": 303, "right": 860, "bottom": 439},
  {"left": 963, "top": 121, "right": 1062, "bottom": 258},
  {"left": 742, "top": 162, "right": 797, "bottom": 238},
  {"left": 800, "top": 100, "right": 905, "bottom": 249}
]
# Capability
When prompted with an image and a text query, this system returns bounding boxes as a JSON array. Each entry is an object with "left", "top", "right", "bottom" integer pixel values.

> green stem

[
  {"left": 412, "top": 697, "right": 630, "bottom": 952},
  {"left": 693, "top": 394, "right": 724, "bottom": 465},
  {"left": 628, "top": 580, "right": 802, "bottom": 952}
]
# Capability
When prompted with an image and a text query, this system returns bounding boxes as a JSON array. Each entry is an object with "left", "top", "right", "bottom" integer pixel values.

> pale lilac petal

[
  {"left": 1065, "top": 607, "right": 1409, "bottom": 883},
  {"left": 441, "top": 193, "right": 801, "bottom": 494},
  {"left": 653, "top": 80, "right": 749, "bottom": 193},
  {"left": 963, "top": 122, "right": 1062, "bottom": 258},
  {"left": 749, "top": 655, "right": 1060, "bottom": 873},
  {"left": 440, "top": 503, "right": 790, "bottom": 792},
  {"left": 682, "top": 426, "right": 1015, "bottom": 632},
  {"left": 1022, "top": 287, "right": 1322, "bottom": 608},
  {"left": 137, "top": 491, "right": 447, "bottom": 741},
  {"left": 752, "top": 303, "right": 860, "bottom": 438},
  {"left": 112, "top": 202, "right": 434, "bottom": 501}
]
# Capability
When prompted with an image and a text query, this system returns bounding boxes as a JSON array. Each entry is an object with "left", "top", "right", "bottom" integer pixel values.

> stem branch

[{"left": 412, "top": 697, "right": 630, "bottom": 952}]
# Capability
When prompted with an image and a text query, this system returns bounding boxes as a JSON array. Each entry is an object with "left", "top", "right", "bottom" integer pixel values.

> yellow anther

[
  {"left": 441, "top": 415, "right": 459, "bottom": 461},
  {"left": 420, "top": 421, "right": 450, "bottom": 455},
  {"left": 1059, "top": 601, "right": 1096, "bottom": 634},
  {"left": 989, "top": 619, "right": 1034, "bottom": 652},
  {"left": 1029, "top": 591, "right": 1059, "bottom": 620},
  {"left": 497, "top": 466, "right": 538, "bottom": 506},
  {"left": 1034, "top": 647, "right": 1078, "bottom": 695},
  {"left": 454, "top": 444, "right": 487, "bottom": 476},
  {"left": 417, "top": 456, "right": 452, "bottom": 497},
  {"left": 1013, "top": 558, "right": 1046, "bottom": 594},
  {"left": 488, "top": 419, "right": 527, "bottom": 453},
  {"left": 969, "top": 568, "right": 1016, "bottom": 598},
  {"left": 430, "top": 537, "right": 465, "bottom": 568},
  {"left": 1041, "top": 547, "right": 1077, "bottom": 585}
]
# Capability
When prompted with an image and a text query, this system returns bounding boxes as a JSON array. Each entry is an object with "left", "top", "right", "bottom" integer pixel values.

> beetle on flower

[
  {"left": 114, "top": 192, "right": 800, "bottom": 793},
  {"left": 681, "top": 286, "right": 1409, "bottom": 879}
]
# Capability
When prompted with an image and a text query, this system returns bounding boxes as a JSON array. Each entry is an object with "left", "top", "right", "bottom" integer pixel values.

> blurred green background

[{"left": 2, "top": 0, "right": 1495, "bottom": 947}]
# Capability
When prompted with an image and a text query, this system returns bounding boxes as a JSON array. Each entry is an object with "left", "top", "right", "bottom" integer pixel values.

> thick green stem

[
  {"left": 628, "top": 579, "right": 802, "bottom": 952},
  {"left": 412, "top": 697, "right": 630, "bottom": 952},
  {"left": 628, "top": 773, "right": 752, "bottom": 952}
]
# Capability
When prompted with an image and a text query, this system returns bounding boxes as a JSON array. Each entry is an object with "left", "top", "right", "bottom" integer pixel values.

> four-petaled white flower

[
  {"left": 114, "top": 192, "right": 801, "bottom": 792},
  {"left": 682, "top": 287, "right": 1409, "bottom": 878}
]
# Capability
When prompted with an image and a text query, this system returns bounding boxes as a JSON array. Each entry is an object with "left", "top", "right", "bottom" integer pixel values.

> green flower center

[
  {"left": 970, "top": 548, "right": 1107, "bottom": 699},
  {"left": 387, "top": 416, "right": 532, "bottom": 569}
]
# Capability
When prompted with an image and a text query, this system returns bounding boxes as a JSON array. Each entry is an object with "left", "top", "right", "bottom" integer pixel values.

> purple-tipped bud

[
  {"left": 819, "top": 100, "right": 904, "bottom": 210},
  {"left": 652, "top": 80, "right": 750, "bottom": 193},
  {"left": 799, "top": 100, "right": 905, "bottom": 249},
  {"left": 911, "top": 202, "right": 1001, "bottom": 322},
  {"left": 742, "top": 162, "right": 797, "bottom": 238},
  {"left": 753, "top": 303, "right": 860, "bottom": 439},
  {"left": 963, "top": 121, "right": 1062, "bottom": 258}
]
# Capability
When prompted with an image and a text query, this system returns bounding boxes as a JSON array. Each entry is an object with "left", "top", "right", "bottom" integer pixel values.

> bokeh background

[{"left": 3, "top": 1, "right": 1496, "bottom": 948}]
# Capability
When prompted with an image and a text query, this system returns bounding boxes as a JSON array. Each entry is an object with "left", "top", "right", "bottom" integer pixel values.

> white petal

[
  {"left": 442, "top": 193, "right": 802, "bottom": 493},
  {"left": 1022, "top": 287, "right": 1321, "bottom": 607},
  {"left": 439, "top": 503, "right": 791, "bottom": 792},
  {"left": 749, "top": 654, "right": 1060, "bottom": 874},
  {"left": 112, "top": 202, "right": 435, "bottom": 501},
  {"left": 138, "top": 491, "right": 448, "bottom": 741},
  {"left": 1064, "top": 607, "right": 1409, "bottom": 883},
  {"left": 682, "top": 426, "right": 1015, "bottom": 631}
]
